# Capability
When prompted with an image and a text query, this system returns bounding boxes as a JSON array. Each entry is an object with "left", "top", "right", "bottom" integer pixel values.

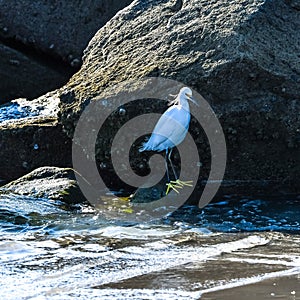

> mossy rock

[{"left": 1, "top": 166, "right": 86, "bottom": 204}]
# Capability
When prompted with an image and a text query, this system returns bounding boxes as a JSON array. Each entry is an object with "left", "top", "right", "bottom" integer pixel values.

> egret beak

[{"left": 186, "top": 93, "right": 199, "bottom": 106}]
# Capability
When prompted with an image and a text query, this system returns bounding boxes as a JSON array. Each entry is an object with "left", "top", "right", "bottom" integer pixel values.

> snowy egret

[{"left": 139, "top": 87, "right": 198, "bottom": 194}]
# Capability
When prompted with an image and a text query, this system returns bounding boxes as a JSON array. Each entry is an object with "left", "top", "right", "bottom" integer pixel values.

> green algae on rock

[{"left": 1, "top": 167, "right": 86, "bottom": 204}]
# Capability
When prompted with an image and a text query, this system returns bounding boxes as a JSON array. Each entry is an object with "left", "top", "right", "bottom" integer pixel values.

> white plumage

[{"left": 140, "top": 87, "right": 197, "bottom": 153}]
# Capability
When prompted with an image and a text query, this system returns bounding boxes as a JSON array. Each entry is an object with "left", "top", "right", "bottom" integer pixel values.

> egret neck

[{"left": 177, "top": 94, "right": 190, "bottom": 112}]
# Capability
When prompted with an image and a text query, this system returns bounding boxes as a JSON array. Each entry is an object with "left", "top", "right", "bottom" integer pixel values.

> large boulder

[
  {"left": 59, "top": 0, "right": 300, "bottom": 199},
  {"left": 0, "top": 0, "right": 133, "bottom": 103}
]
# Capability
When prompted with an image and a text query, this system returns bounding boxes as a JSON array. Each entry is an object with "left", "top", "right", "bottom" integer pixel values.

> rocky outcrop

[
  {"left": 0, "top": 94, "right": 71, "bottom": 182},
  {"left": 1, "top": 0, "right": 298, "bottom": 204},
  {"left": 0, "top": 0, "right": 133, "bottom": 103},
  {"left": 1, "top": 167, "right": 85, "bottom": 204},
  {"left": 58, "top": 0, "right": 299, "bottom": 199}
]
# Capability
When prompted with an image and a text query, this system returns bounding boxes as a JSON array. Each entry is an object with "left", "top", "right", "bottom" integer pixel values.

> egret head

[{"left": 179, "top": 87, "right": 199, "bottom": 106}]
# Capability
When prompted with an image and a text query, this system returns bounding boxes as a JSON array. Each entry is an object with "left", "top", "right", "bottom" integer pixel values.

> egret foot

[
  {"left": 165, "top": 180, "right": 193, "bottom": 195},
  {"left": 166, "top": 181, "right": 182, "bottom": 195},
  {"left": 173, "top": 179, "right": 193, "bottom": 188}
]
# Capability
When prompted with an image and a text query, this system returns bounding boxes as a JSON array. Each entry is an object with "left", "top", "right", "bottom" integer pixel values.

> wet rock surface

[
  {"left": 58, "top": 0, "right": 299, "bottom": 199},
  {"left": 0, "top": 94, "right": 71, "bottom": 182},
  {"left": 0, "top": 0, "right": 133, "bottom": 103},
  {"left": 1, "top": 166, "right": 85, "bottom": 204},
  {"left": 0, "top": 0, "right": 298, "bottom": 202}
]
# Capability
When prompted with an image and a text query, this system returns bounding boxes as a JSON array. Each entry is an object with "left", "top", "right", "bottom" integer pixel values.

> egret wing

[
  {"left": 140, "top": 106, "right": 190, "bottom": 152},
  {"left": 154, "top": 106, "right": 189, "bottom": 132},
  {"left": 152, "top": 106, "right": 189, "bottom": 146}
]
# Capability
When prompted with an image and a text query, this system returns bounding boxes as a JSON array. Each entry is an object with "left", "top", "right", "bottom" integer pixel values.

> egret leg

[
  {"left": 165, "top": 148, "right": 183, "bottom": 194},
  {"left": 165, "top": 149, "right": 170, "bottom": 182},
  {"left": 167, "top": 148, "right": 178, "bottom": 180},
  {"left": 165, "top": 148, "right": 194, "bottom": 195}
]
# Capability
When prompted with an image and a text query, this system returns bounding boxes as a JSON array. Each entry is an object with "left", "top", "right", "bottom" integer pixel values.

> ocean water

[{"left": 1, "top": 194, "right": 300, "bottom": 299}]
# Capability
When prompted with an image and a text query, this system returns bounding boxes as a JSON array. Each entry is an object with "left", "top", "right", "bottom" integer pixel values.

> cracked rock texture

[{"left": 59, "top": 0, "right": 299, "bottom": 198}]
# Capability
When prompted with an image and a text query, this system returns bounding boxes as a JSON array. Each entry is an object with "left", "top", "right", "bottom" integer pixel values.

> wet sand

[{"left": 202, "top": 275, "right": 300, "bottom": 300}]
